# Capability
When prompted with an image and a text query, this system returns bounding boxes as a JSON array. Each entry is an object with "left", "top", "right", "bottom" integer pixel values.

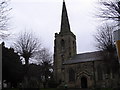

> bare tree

[
  {"left": 36, "top": 48, "right": 53, "bottom": 88},
  {"left": 0, "top": 0, "right": 12, "bottom": 38},
  {"left": 94, "top": 23, "right": 116, "bottom": 52},
  {"left": 36, "top": 48, "right": 53, "bottom": 64},
  {"left": 13, "top": 31, "right": 41, "bottom": 65},
  {"left": 94, "top": 23, "right": 119, "bottom": 73},
  {"left": 98, "top": 0, "right": 120, "bottom": 21}
]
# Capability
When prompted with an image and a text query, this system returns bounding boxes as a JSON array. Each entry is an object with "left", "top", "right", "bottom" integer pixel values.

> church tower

[{"left": 54, "top": 0, "right": 77, "bottom": 82}]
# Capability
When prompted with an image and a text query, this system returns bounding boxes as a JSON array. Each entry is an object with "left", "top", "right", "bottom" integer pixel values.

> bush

[
  {"left": 48, "top": 80, "right": 59, "bottom": 88},
  {"left": 21, "top": 77, "right": 40, "bottom": 88}
]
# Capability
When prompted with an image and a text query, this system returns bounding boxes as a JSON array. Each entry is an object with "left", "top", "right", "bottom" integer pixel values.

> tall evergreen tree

[{"left": 2, "top": 42, "right": 24, "bottom": 88}]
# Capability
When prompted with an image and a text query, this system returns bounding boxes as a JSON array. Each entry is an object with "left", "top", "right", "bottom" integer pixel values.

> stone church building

[{"left": 54, "top": 1, "right": 119, "bottom": 89}]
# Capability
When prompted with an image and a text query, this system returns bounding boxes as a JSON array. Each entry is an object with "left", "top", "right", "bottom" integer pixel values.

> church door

[{"left": 81, "top": 76, "right": 88, "bottom": 88}]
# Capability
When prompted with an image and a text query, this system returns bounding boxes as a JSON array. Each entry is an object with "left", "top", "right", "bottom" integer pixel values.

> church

[{"left": 54, "top": 0, "right": 119, "bottom": 89}]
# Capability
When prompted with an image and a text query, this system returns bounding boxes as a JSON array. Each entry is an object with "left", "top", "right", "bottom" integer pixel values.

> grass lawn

[
  {"left": 41, "top": 88, "right": 58, "bottom": 90},
  {"left": 2, "top": 88, "right": 59, "bottom": 90},
  {"left": 2, "top": 88, "right": 116, "bottom": 90}
]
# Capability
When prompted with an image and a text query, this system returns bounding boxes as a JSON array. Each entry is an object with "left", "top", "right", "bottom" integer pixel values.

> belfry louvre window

[
  {"left": 61, "top": 39, "right": 65, "bottom": 49},
  {"left": 69, "top": 68, "right": 75, "bottom": 82}
]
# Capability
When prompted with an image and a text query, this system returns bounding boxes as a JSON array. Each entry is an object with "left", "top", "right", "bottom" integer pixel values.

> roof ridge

[{"left": 77, "top": 50, "right": 103, "bottom": 55}]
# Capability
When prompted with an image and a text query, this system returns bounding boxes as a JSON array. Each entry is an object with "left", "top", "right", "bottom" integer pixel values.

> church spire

[{"left": 60, "top": 0, "right": 71, "bottom": 34}]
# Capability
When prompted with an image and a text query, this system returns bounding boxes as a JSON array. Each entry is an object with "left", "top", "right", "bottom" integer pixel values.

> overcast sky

[{"left": 6, "top": 0, "right": 101, "bottom": 54}]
